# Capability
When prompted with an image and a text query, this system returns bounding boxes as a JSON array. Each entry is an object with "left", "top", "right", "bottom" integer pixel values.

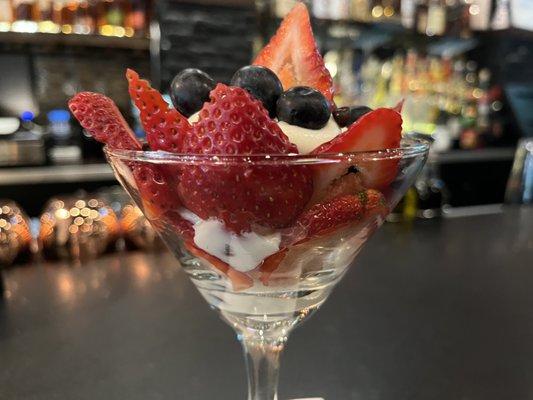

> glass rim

[{"left": 104, "top": 135, "right": 430, "bottom": 166}]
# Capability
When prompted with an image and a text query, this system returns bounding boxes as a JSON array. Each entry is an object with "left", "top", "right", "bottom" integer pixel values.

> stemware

[{"left": 105, "top": 136, "right": 429, "bottom": 400}]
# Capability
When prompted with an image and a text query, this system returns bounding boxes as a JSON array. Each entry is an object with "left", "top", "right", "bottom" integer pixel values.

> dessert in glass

[{"left": 68, "top": 4, "right": 429, "bottom": 399}]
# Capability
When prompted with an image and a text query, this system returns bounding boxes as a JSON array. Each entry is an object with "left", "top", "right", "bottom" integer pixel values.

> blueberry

[
  {"left": 170, "top": 68, "right": 216, "bottom": 117},
  {"left": 333, "top": 106, "right": 372, "bottom": 127},
  {"left": 231, "top": 65, "right": 283, "bottom": 117},
  {"left": 276, "top": 86, "right": 331, "bottom": 130}
]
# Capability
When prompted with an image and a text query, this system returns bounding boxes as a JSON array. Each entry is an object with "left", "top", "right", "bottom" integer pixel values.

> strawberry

[
  {"left": 295, "top": 194, "right": 364, "bottom": 240},
  {"left": 69, "top": 92, "right": 142, "bottom": 151},
  {"left": 253, "top": 3, "right": 334, "bottom": 102},
  {"left": 359, "top": 189, "right": 389, "bottom": 218},
  {"left": 178, "top": 83, "right": 313, "bottom": 233},
  {"left": 312, "top": 108, "right": 402, "bottom": 190},
  {"left": 126, "top": 69, "right": 191, "bottom": 153},
  {"left": 258, "top": 249, "right": 288, "bottom": 286},
  {"left": 184, "top": 241, "right": 253, "bottom": 291},
  {"left": 68, "top": 92, "right": 190, "bottom": 234},
  {"left": 320, "top": 173, "right": 365, "bottom": 203}
]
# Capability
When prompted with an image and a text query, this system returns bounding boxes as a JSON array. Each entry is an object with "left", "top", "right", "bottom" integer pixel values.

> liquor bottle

[
  {"left": 37, "top": 0, "right": 60, "bottom": 32},
  {"left": 312, "top": 0, "right": 330, "bottom": 19},
  {"left": 73, "top": 0, "right": 95, "bottom": 34},
  {"left": 446, "top": 0, "right": 470, "bottom": 36},
  {"left": 351, "top": 0, "right": 370, "bottom": 22},
  {"left": 330, "top": 0, "right": 350, "bottom": 20},
  {"left": 510, "top": 0, "right": 533, "bottom": 31},
  {"left": 127, "top": 0, "right": 145, "bottom": 37},
  {"left": 11, "top": 0, "right": 38, "bottom": 32},
  {"left": 0, "top": 0, "right": 13, "bottom": 31},
  {"left": 59, "top": 0, "right": 78, "bottom": 33},
  {"left": 415, "top": 0, "right": 429, "bottom": 34},
  {"left": 426, "top": 0, "right": 446, "bottom": 36},
  {"left": 469, "top": 0, "right": 491, "bottom": 31},
  {"left": 492, "top": 0, "right": 510, "bottom": 30},
  {"left": 401, "top": 0, "right": 416, "bottom": 28}
]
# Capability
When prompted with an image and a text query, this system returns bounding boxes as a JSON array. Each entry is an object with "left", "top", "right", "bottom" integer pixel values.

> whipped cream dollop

[
  {"left": 278, "top": 116, "right": 341, "bottom": 154},
  {"left": 180, "top": 209, "right": 281, "bottom": 272}
]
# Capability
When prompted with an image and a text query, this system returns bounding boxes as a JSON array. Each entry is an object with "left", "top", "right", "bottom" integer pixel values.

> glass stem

[{"left": 240, "top": 335, "right": 285, "bottom": 400}]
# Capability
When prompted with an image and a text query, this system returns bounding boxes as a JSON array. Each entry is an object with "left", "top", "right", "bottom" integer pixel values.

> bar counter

[{"left": 1, "top": 207, "right": 532, "bottom": 400}]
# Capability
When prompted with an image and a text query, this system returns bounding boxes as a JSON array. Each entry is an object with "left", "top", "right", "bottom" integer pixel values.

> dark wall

[{"left": 155, "top": 0, "right": 256, "bottom": 91}]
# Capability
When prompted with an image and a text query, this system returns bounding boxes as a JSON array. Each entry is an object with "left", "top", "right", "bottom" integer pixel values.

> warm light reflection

[
  {"left": 57, "top": 272, "right": 75, "bottom": 303},
  {"left": 133, "top": 260, "right": 151, "bottom": 286},
  {"left": 371, "top": 5, "right": 383, "bottom": 19},
  {"left": 99, "top": 24, "right": 114, "bottom": 36}
]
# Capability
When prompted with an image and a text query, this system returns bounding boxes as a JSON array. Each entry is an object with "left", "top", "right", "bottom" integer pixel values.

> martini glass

[{"left": 105, "top": 136, "right": 429, "bottom": 400}]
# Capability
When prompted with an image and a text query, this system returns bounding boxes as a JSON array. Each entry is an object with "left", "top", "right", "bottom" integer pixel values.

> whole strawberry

[{"left": 178, "top": 83, "right": 313, "bottom": 233}]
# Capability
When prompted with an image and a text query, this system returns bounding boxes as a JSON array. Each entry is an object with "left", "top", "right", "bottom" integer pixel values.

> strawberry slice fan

[{"left": 67, "top": 3, "right": 430, "bottom": 400}]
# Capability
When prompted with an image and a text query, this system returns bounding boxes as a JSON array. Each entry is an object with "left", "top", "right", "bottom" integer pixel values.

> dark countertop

[{"left": 1, "top": 207, "right": 532, "bottom": 400}]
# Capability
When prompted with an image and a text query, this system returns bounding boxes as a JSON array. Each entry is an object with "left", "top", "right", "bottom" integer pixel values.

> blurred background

[{"left": 0, "top": 0, "right": 532, "bottom": 265}]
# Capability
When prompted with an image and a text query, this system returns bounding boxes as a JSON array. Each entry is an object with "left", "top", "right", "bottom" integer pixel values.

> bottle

[
  {"left": 11, "top": 0, "right": 38, "bottom": 32},
  {"left": 426, "top": 0, "right": 446, "bottom": 36},
  {"left": 0, "top": 0, "right": 12, "bottom": 31},
  {"left": 330, "top": 0, "right": 350, "bottom": 20},
  {"left": 446, "top": 0, "right": 470, "bottom": 36},
  {"left": 492, "top": 0, "right": 510, "bottom": 30},
  {"left": 312, "top": 0, "right": 330, "bottom": 19},
  {"left": 469, "top": 0, "right": 491, "bottom": 30},
  {"left": 401, "top": 0, "right": 417, "bottom": 28},
  {"left": 72, "top": 0, "right": 94, "bottom": 34},
  {"left": 126, "top": 0, "right": 145, "bottom": 37},
  {"left": 351, "top": 0, "right": 370, "bottom": 22},
  {"left": 415, "top": 0, "right": 429, "bottom": 34},
  {"left": 510, "top": 0, "right": 533, "bottom": 31},
  {"left": 37, "top": 0, "right": 60, "bottom": 32},
  {"left": 59, "top": 0, "right": 78, "bottom": 33}
]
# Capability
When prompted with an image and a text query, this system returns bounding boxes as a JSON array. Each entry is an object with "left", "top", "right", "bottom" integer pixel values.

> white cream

[
  {"left": 278, "top": 116, "right": 341, "bottom": 154},
  {"left": 180, "top": 209, "right": 281, "bottom": 272},
  {"left": 188, "top": 112, "right": 200, "bottom": 123}
]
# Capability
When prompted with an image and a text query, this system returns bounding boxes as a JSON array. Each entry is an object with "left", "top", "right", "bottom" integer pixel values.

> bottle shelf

[
  {"left": 0, "top": 163, "right": 114, "bottom": 186},
  {"left": 0, "top": 31, "right": 150, "bottom": 50},
  {"left": 433, "top": 147, "right": 516, "bottom": 164}
]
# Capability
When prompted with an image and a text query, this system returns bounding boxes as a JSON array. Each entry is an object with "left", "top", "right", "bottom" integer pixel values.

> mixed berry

[{"left": 68, "top": 3, "right": 403, "bottom": 290}]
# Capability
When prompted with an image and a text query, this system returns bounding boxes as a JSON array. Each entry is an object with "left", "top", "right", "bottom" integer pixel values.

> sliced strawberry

[
  {"left": 321, "top": 173, "right": 365, "bottom": 203},
  {"left": 69, "top": 92, "right": 142, "bottom": 150},
  {"left": 178, "top": 83, "right": 313, "bottom": 233},
  {"left": 393, "top": 99, "right": 405, "bottom": 113},
  {"left": 312, "top": 108, "right": 402, "bottom": 190},
  {"left": 295, "top": 194, "right": 364, "bottom": 240},
  {"left": 126, "top": 68, "right": 191, "bottom": 153},
  {"left": 69, "top": 92, "right": 189, "bottom": 230},
  {"left": 253, "top": 3, "right": 334, "bottom": 102},
  {"left": 359, "top": 189, "right": 389, "bottom": 218},
  {"left": 185, "top": 241, "right": 253, "bottom": 291},
  {"left": 258, "top": 249, "right": 288, "bottom": 286}
]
